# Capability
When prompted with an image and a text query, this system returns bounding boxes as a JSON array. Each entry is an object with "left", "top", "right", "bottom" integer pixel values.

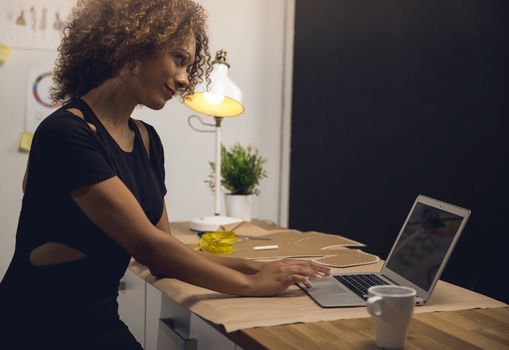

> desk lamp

[{"left": 184, "top": 49, "right": 245, "bottom": 232}]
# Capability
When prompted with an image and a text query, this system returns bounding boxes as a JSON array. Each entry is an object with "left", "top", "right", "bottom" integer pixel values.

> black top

[{"left": 0, "top": 98, "right": 166, "bottom": 347}]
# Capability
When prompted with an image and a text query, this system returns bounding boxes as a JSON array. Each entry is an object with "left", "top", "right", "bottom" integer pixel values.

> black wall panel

[{"left": 290, "top": 0, "right": 508, "bottom": 302}]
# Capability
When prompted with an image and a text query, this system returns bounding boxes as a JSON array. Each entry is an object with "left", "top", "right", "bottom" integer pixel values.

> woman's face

[{"left": 126, "top": 34, "right": 197, "bottom": 110}]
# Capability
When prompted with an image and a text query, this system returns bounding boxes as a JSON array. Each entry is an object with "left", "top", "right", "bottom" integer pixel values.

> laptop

[{"left": 299, "top": 195, "right": 471, "bottom": 307}]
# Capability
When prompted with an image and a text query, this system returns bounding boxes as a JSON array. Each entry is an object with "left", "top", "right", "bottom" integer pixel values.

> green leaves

[{"left": 207, "top": 143, "right": 267, "bottom": 195}]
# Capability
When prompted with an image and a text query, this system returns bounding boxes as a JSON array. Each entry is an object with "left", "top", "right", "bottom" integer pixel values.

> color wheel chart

[
  {"left": 26, "top": 66, "right": 59, "bottom": 133},
  {"left": 32, "top": 71, "right": 58, "bottom": 108}
]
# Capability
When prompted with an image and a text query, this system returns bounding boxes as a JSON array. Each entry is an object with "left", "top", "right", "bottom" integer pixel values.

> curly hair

[{"left": 51, "top": 0, "right": 211, "bottom": 102}]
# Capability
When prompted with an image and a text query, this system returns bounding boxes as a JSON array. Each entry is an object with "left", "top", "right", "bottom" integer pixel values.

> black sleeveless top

[{"left": 0, "top": 99, "right": 166, "bottom": 346}]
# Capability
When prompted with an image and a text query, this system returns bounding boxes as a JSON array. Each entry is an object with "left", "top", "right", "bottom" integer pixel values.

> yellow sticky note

[
  {"left": 0, "top": 43, "right": 12, "bottom": 65},
  {"left": 19, "top": 131, "right": 34, "bottom": 152}
]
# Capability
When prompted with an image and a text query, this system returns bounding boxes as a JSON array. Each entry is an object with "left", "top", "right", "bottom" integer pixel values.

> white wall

[
  {"left": 0, "top": 0, "right": 291, "bottom": 279},
  {"left": 0, "top": 48, "right": 58, "bottom": 278}
]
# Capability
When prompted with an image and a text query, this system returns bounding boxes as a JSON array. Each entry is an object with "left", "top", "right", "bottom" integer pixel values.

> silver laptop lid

[{"left": 380, "top": 195, "right": 470, "bottom": 302}]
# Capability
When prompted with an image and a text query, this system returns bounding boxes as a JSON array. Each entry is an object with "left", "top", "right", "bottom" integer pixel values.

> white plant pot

[{"left": 225, "top": 194, "right": 253, "bottom": 222}]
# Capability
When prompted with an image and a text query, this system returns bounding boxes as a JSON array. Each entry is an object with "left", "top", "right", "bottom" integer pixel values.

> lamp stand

[{"left": 189, "top": 117, "right": 242, "bottom": 232}]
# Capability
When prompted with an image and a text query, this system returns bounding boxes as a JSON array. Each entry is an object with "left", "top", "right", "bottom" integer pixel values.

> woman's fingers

[
  {"left": 282, "top": 265, "right": 321, "bottom": 289},
  {"left": 253, "top": 259, "right": 331, "bottom": 295},
  {"left": 281, "top": 259, "right": 331, "bottom": 275},
  {"left": 278, "top": 260, "right": 331, "bottom": 289},
  {"left": 285, "top": 264, "right": 314, "bottom": 278},
  {"left": 313, "top": 263, "right": 331, "bottom": 274},
  {"left": 290, "top": 274, "right": 311, "bottom": 288},
  {"left": 303, "top": 262, "right": 330, "bottom": 277}
]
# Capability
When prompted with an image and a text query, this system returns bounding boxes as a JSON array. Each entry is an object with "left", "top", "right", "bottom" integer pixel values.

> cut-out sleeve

[
  {"left": 144, "top": 122, "right": 167, "bottom": 196},
  {"left": 35, "top": 114, "right": 116, "bottom": 193}
]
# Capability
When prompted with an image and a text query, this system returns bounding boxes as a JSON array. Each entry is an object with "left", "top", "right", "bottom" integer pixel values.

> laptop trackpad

[
  {"left": 299, "top": 277, "right": 365, "bottom": 307},
  {"left": 309, "top": 277, "right": 348, "bottom": 293}
]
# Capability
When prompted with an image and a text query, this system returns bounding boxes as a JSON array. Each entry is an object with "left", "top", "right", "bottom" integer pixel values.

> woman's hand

[{"left": 244, "top": 259, "right": 330, "bottom": 296}]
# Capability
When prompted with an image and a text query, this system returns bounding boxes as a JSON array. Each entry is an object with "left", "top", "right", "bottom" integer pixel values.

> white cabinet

[
  {"left": 145, "top": 282, "right": 163, "bottom": 350},
  {"left": 145, "top": 282, "right": 243, "bottom": 350},
  {"left": 118, "top": 271, "right": 245, "bottom": 350},
  {"left": 118, "top": 269, "right": 146, "bottom": 346}
]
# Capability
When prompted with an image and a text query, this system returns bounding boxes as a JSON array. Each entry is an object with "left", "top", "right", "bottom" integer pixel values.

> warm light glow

[
  {"left": 203, "top": 92, "right": 225, "bottom": 105},
  {"left": 183, "top": 49, "right": 244, "bottom": 117},
  {"left": 184, "top": 93, "right": 244, "bottom": 117}
]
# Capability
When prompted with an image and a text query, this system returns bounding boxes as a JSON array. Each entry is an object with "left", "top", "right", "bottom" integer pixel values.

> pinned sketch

[
  {"left": 0, "top": 2, "right": 73, "bottom": 50},
  {"left": 30, "top": 7, "right": 36, "bottom": 32},
  {"left": 15, "top": 10, "right": 26, "bottom": 26},
  {"left": 53, "top": 11, "right": 64, "bottom": 31},
  {"left": 20, "top": 65, "right": 60, "bottom": 152},
  {"left": 39, "top": 7, "right": 47, "bottom": 31}
]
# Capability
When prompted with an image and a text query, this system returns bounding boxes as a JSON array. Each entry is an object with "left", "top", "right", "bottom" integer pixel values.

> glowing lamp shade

[
  {"left": 184, "top": 49, "right": 246, "bottom": 232},
  {"left": 184, "top": 51, "right": 244, "bottom": 117},
  {"left": 203, "top": 92, "right": 224, "bottom": 105}
]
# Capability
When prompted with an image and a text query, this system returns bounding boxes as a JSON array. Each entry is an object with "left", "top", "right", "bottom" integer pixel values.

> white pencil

[{"left": 253, "top": 245, "right": 279, "bottom": 251}]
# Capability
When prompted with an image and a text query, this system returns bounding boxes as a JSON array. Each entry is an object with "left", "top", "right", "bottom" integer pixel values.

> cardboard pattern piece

[{"left": 194, "top": 229, "right": 379, "bottom": 268}]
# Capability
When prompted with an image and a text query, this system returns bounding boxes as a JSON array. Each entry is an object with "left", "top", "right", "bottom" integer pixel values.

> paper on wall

[
  {"left": 0, "top": 1, "right": 73, "bottom": 50},
  {"left": 20, "top": 65, "right": 60, "bottom": 151},
  {"left": 0, "top": 43, "right": 12, "bottom": 64}
]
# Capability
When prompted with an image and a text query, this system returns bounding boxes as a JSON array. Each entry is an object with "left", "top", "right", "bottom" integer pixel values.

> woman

[{"left": 0, "top": 0, "right": 329, "bottom": 349}]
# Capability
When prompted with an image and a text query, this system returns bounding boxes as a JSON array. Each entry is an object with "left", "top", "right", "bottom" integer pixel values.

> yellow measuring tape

[{"left": 198, "top": 231, "right": 238, "bottom": 254}]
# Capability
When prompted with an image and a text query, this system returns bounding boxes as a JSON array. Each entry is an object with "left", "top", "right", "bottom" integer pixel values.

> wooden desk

[
  {"left": 129, "top": 222, "right": 508, "bottom": 350},
  {"left": 229, "top": 308, "right": 509, "bottom": 350}
]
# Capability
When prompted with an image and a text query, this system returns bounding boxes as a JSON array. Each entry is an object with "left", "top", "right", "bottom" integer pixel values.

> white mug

[{"left": 367, "top": 285, "right": 416, "bottom": 349}]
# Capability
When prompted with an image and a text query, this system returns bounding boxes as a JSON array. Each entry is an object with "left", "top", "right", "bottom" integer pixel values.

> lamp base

[{"left": 189, "top": 215, "right": 242, "bottom": 232}]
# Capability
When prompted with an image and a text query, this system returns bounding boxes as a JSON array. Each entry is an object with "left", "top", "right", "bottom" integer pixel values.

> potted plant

[{"left": 207, "top": 143, "right": 267, "bottom": 221}]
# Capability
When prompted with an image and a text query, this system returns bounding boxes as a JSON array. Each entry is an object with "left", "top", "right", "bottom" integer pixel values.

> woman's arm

[
  {"left": 155, "top": 203, "right": 266, "bottom": 274},
  {"left": 72, "top": 177, "right": 324, "bottom": 296},
  {"left": 197, "top": 253, "right": 266, "bottom": 274},
  {"left": 154, "top": 203, "right": 326, "bottom": 276}
]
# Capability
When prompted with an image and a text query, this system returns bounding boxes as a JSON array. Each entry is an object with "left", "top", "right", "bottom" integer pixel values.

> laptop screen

[{"left": 385, "top": 202, "right": 463, "bottom": 291}]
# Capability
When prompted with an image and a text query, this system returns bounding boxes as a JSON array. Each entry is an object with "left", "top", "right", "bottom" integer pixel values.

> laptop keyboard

[{"left": 334, "top": 274, "right": 390, "bottom": 300}]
